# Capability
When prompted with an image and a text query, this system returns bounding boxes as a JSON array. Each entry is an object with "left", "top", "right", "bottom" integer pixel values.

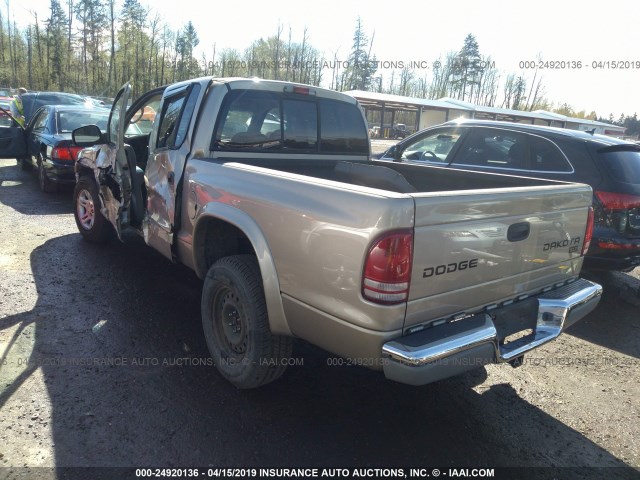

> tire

[
  {"left": 73, "top": 175, "right": 115, "bottom": 243},
  {"left": 37, "top": 154, "right": 58, "bottom": 193},
  {"left": 201, "top": 255, "right": 293, "bottom": 389}
]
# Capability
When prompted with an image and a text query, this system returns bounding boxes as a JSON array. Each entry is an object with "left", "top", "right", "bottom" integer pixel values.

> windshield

[{"left": 57, "top": 111, "right": 110, "bottom": 133}]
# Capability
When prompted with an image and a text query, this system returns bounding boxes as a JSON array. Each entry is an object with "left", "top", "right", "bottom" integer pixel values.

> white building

[{"left": 344, "top": 90, "right": 626, "bottom": 138}]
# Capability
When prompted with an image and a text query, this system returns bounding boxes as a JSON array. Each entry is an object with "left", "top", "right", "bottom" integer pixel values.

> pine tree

[
  {"left": 450, "top": 34, "right": 483, "bottom": 101},
  {"left": 46, "top": 0, "right": 68, "bottom": 90},
  {"left": 343, "top": 17, "right": 376, "bottom": 91}
]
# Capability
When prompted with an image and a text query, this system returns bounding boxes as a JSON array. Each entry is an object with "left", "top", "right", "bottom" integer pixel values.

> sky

[{"left": 6, "top": 0, "right": 640, "bottom": 117}]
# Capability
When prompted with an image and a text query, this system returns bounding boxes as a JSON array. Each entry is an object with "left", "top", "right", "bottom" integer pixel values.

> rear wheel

[
  {"left": 201, "top": 255, "right": 293, "bottom": 389},
  {"left": 73, "top": 175, "right": 115, "bottom": 243},
  {"left": 37, "top": 154, "right": 57, "bottom": 193}
]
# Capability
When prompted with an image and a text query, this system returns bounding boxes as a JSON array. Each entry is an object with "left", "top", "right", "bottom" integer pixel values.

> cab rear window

[
  {"left": 319, "top": 99, "right": 368, "bottom": 154},
  {"left": 212, "top": 90, "right": 368, "bottom": 155}
]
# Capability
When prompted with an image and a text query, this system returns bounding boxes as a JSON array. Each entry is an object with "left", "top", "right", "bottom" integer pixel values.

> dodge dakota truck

[{"left": 68, "top": 77, "right": 602, "bottom": 388}]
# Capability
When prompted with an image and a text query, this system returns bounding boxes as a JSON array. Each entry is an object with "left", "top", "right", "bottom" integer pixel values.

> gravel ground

[{"left": 0, "top": 158, "right": 639, "bottom": 480}]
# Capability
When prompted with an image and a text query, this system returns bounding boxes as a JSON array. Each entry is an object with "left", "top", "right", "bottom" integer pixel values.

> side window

[
  {"left": 156, "top": 91, "right": 187, "bottom": 149},
  {"left": 319, "top": 99, "right": 368, "bottom": 154},
  {"left": 173, "top": 84, "right": 200, "bottom": 148},
  {"left": 400, "top": 128, "right": 463, "bottom": 163},
  {"left": 529, "top": 136, "right": 572, "bottom": 172},
  {"left": 31, "top": 110, "right": 49, "bottom": 131},
  {"left": 454, "top": 129, "right": 530, "bottom": 170}
]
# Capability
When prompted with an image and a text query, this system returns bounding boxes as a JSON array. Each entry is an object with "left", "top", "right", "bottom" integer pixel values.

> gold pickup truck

[{"left": 67, "top": 78, "right": 601, "bottom": 388}]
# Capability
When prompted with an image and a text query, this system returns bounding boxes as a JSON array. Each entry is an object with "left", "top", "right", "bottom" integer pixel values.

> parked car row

[
  {"left": 369, "top": 123, "right": 410, "bottom": 139},
  {"left": 378, "top": 119, "right": 640, "bottom": 272}
]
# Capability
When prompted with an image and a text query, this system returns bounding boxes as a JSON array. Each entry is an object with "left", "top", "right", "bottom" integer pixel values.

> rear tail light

[
  {"left": 595, "top": 191, "right": 640, "bottom": 210},
  {"left": 52, "top": 145, "right": 83, "bottom": 161},
  {"left": 363, "top": 231, "right": 413, "bottom": 305},
  {"left": 595, "top": 191, "right": 640, "bottom": 234},
  {"left": 582, "top": 207, "right": 594, "bottom": 255},
  {"left": 596, "top": 241, "right": 638, "bottom": 250}
]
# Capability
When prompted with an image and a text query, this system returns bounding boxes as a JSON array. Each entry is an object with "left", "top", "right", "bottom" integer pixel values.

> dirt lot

[{"left": 0, "top": 158, "right": 639, "bottom": 479}]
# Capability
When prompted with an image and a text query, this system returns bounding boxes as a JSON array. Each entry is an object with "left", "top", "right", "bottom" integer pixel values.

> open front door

[
  {"left": 106, "top": 83, "right": 133, "bottom": 238},
  {"left": 75, "top": 83, "right": 131, "bottom": 239},
  {"left": 0, "top": 105, "right": 27, "bottom": 159}
]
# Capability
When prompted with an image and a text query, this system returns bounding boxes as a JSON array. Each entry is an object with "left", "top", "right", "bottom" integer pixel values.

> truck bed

[
  {"left": 225, "top": 157, "right": 557, "bottom": 193},
  {"left": 193, "top": 156, "right": 591, "bottom": 324}
]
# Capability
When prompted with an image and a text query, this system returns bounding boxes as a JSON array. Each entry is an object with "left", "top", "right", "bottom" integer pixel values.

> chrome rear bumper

[{"left": 382, "top": 278, "right": 602, "bottom": 386}]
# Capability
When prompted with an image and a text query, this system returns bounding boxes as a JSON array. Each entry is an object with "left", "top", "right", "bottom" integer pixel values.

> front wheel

[
  {"left": 201, "top": 255, "right": 293, "bottom": 389},
  {"left": 73, "top": 175, "right": 115, "bottom": 243}
]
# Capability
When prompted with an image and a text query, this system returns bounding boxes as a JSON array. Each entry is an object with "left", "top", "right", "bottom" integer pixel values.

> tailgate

[{"left": 405, "top": 184, "right": 593, "bottom": 329}]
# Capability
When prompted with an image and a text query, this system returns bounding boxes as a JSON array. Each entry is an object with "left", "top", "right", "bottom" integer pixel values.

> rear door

[
  {"left": 0, "top": 104, "right": 27, "bottom": 159},
  {"left": 449, "top": 127, "right": 533, "bottom": 171},
  {"left": 144, "top": 81, "right": 206, "bottom": 260}
]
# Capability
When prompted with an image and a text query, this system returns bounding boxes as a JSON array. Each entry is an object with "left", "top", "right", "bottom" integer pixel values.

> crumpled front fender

[{"left": 75, "top": 143, "right": 124, "bottom": 239}]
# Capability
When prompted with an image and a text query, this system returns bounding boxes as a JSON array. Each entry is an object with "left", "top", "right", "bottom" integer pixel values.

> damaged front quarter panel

[{"left": 75, "top": 143, "right": 130, "bottom": 240}]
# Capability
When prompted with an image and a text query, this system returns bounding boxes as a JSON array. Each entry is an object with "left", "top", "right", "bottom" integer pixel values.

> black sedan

[
  {"left": 1, "top": 105, "right": 109, "bottom": 192},
  {"left": 379, "top": 119, "right": 640, "bottom": 272}
]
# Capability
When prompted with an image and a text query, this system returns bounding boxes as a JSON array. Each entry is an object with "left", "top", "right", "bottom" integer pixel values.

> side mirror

[{"left": 72, "top": 124, "right": 103, "bottom": 147}]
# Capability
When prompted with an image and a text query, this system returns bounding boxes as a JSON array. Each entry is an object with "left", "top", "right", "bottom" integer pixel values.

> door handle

[{"left": 167, "top": 171, "right": 175, "bottom": 185}]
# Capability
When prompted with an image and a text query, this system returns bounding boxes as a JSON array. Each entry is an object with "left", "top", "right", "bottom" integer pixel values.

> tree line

[{"left": 1, "top": 2, "right": 636, "bottom": 133}]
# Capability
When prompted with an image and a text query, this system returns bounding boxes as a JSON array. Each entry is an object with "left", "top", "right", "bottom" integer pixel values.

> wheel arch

[
  {"left": 75, "top": 163, "right": 95, "bottom": 180},
  {"left": 192, "top": 204, "right": 291, "bottom": 336}
]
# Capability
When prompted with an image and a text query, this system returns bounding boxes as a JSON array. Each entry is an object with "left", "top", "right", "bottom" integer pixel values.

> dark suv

[
  {"left": 380, "top": 119, "right": 640, "bottom": 272},
  {"left": 20, "top": 91, "right": 105, "bottom": 124}
]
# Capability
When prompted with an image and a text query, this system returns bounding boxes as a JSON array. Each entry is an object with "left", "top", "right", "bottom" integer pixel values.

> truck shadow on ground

[
  {"left": 0, "top": 161, "right": 73, "bottom": 216},
  {"left": 567, "top": 270, "right": 640, "bottom": 359},
  {"left": 0, "top": 233, "right": 637, "bottom": 480}
]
